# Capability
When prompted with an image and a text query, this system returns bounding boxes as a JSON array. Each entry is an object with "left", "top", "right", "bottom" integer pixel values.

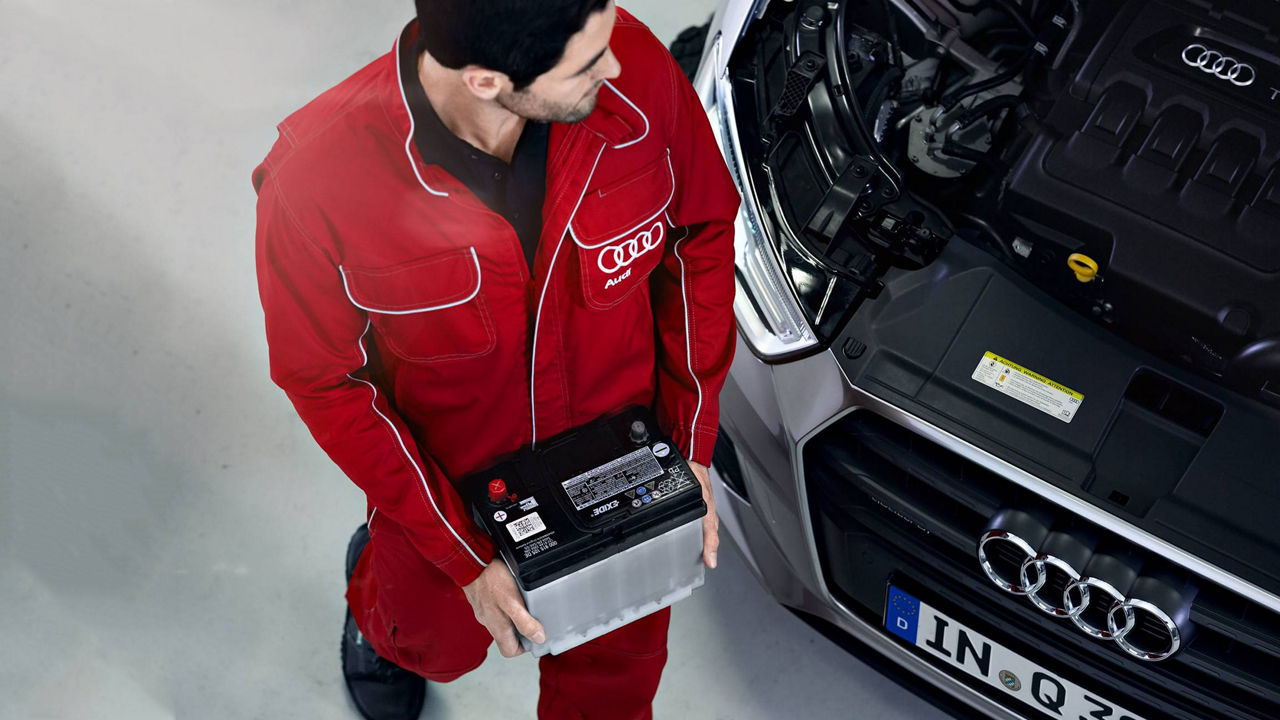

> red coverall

[{"left": 254, "top": 9, "right": 739, "bottom": 719}]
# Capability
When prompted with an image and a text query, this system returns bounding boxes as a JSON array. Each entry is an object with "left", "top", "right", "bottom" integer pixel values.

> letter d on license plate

[{"left": 884, "top": 586, "right": 1150, "bottom": 719}]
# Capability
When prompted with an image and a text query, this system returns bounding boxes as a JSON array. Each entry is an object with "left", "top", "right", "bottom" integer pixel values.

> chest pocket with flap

[
  {"left": 569, "top": 149, "right": 675, "bottom": 309},
  {"left": 341, "top": 247, "right": 496, "bottom": 363}
]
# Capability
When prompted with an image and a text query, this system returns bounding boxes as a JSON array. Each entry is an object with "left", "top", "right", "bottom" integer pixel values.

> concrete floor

[{"left": 0, "top": 1, "right": 952, "bottom": 718}]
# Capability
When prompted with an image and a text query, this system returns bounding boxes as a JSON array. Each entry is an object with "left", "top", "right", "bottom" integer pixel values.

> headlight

[
  {"left": 705, "top": 33, "right": 819, "bottom": 360},
  {"left": 700, "top": 4, "right": 951, "bottom": 361}
]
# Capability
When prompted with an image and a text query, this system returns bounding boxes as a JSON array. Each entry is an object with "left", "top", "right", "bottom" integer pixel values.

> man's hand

[
  {"left": 461, "top": 561, "right": 546, "bottom": 657},
  {"left": 688, "top": 461, "right": 719, "bottom": 569}
]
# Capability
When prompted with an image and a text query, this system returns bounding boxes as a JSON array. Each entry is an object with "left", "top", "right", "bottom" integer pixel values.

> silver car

[{"left": 686, "top": 1, "right": 1280, "bottom": 718}]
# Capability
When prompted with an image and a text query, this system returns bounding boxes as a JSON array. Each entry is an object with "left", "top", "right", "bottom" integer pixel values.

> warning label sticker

[
  {"left": 971, "top": 351, "right": 1084, "bottom": 424},
  {"left": 560, "top": 447, "right": 664, "bottom": 511},
  {"left": 506, "top": 512, "right": 547, "bottom": 542}
]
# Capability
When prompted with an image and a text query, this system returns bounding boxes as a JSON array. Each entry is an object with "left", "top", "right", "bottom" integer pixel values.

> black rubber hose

[
  {"left": 942, "top": 138, "right": 1006, "bottom": 171},
  {"left": 948, "top": 0, "right": 1034, "bottom": 36},
  {"left": 987, "top": 42, "right": 1030, "bottom": 62},
  {"left": 863, "top": 66, "right": 905, "bottom": 135},
  {"left": 939, "top": 51, "right": 1030, "bottom": 112},
  {"left": 878, "top": 0, "right": 904, "bottom": 69},
  {"left": 832, "top": 1, "right": 903, "bottom": 189},
  {"left": 992, "top": 0, "right": 1035, "bottom": 38},
  {"left": 1051, "top": 0, "right": 1082, "bottom": 69},
  {"left": 947, "top": 93, "right": 1023, "bottom": 133},
  {"left": 925, "top": 49, "right": 950, "bottom": 105}
]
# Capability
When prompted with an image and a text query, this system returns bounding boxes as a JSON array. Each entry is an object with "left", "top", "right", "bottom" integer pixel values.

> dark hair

[{"left": 414, "top": 0, "right": 611, "bottom": 91}]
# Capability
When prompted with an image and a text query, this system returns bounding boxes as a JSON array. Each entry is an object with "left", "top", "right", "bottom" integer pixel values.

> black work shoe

[{"left": 342, "top": 525, "right": 427, "bottom": 720}]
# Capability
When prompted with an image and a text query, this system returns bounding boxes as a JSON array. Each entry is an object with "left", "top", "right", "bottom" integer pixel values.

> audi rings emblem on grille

[
  {"left": 977, "top": 530, "right": 1182, "bottom": 661},
  {"left": 1182, "top": 43, "right": 1256, "bottom": 87},
  {"left": 597, "top": 221, "right": 664, "bottom": 274}
]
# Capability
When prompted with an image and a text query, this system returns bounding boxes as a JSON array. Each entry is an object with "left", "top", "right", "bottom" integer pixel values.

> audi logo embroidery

[
  {"left": 597, "top": 221, "right": 665, "bottom": 275},
  {"left": 1182, "top": 42, "right": 1256, "bottom": 87},
  {"left": 977, "top": 530, "right": 1182, "bottom": 662}
]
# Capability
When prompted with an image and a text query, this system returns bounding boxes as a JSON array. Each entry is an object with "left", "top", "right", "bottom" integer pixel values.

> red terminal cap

[{"left": 488, "top": 479, "right": 507, "bottom": 503}]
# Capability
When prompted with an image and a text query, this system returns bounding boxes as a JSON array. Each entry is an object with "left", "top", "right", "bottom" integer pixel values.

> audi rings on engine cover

[{"left": 1182, "top": 43, "right": 1256, "bottom": 87}]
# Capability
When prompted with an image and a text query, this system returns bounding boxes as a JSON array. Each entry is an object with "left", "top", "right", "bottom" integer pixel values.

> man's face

[{"left": 497, "top": 1, "right": 622, "bottom": 123}]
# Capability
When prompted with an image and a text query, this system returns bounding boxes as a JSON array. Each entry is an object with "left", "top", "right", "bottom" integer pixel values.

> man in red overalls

[{"left": 254, "top": 1, "right": 740, "bottom": 718}]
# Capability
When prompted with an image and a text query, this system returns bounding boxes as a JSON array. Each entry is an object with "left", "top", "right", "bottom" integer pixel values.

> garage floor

[{"left": 0, "top": 1, "right": 952, "bottom": 718}]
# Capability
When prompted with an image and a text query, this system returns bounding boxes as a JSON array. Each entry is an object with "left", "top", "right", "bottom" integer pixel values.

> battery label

[
  {"left": 520, "top": 534, "right": 559, "bottom": 559},
  {"left": 971, "top": 351, "right": 1084, "bottom": 424},
  {"left": 561, "top": 447, "right": 664, "bottom": 511},
  {"left": 506, "top": 512, "right": 547, "bottom": 542}
]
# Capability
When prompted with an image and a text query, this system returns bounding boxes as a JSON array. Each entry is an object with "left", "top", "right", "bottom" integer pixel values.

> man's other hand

[
  {"left": 461, "top": 561, "right": 545, "bottom": 657},
  {"left": 688, "top": 461, "right": 719, "bottom": 569}
]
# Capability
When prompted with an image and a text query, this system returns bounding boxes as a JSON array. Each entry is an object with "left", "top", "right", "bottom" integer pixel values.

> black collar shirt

[{"left": 398, "top": 27, "right": 549, "bottom": 270}]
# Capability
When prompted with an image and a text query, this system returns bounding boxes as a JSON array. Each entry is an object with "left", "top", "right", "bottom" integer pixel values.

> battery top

[{"left": 462, "top": 406, "right": 706, "bottom": 589}]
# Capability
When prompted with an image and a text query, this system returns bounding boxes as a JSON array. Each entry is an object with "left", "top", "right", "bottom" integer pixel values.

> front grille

[{"left": 804, "top": 410, "right": 1280, "bottom": 720}]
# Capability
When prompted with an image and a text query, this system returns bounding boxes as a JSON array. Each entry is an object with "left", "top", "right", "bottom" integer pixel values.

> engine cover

[{"left": 1003, "top": 0, "right": 1280, "bottom": 398}]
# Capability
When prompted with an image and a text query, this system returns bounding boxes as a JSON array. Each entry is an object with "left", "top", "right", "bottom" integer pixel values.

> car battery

[{"left": 461, "top": 406, "right": 706, "bottom": 657}]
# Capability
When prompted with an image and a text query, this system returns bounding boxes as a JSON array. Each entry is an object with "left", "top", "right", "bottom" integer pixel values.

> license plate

[{"left": 884, "top": 586, "right": 1149, "bottom": 720}]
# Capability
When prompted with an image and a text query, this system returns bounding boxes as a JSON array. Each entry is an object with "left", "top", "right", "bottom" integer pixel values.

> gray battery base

[{"left": 518, "top": 518, "right": 705, "bottom": 657}]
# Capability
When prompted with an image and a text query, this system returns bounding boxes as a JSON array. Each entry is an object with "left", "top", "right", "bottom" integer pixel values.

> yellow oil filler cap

[{"left": 1067, "top": 253, "right": 1099, "bottom": 283}]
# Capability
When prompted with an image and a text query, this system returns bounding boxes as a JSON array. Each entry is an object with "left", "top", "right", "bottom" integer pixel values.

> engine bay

[{"left": 729, "top": 0, "right": 1280, "bottom": 404}]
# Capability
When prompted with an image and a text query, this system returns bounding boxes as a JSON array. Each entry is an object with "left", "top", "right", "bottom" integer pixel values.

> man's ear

[{"left": 460, "top": 66, "right": 508, "bottom": 101}]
